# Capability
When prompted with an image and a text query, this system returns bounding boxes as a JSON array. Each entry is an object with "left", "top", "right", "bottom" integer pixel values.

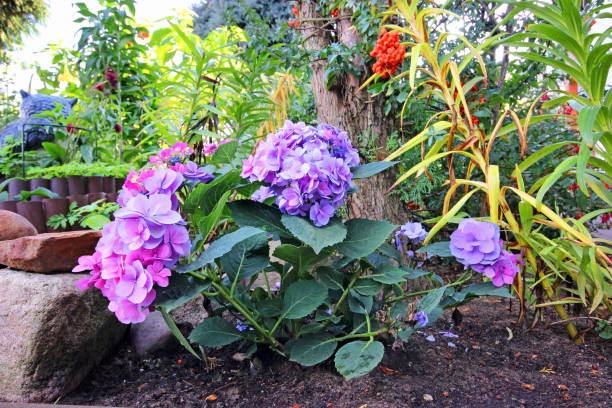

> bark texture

[{"left": 299, "top": 2, "right": 409, "bottom": 224}]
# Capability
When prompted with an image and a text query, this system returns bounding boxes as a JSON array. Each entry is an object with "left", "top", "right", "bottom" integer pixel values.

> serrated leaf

[
  {"left": 334, "top": 341, "right": 384, "bottom": 379},
  {"left": 183, "top": 170, "right": 240, "bottom": 214},
  {"left": 210, "top": 141, "right": 238, "bottom": 164},
  {"left": 177, "top": 227, "right": 264, "bottom": 273},
  {"left": 220, "top": 232, "right": 269, "bottom": 283},
  {"left": 369, "top": 263, "right": 409, "bottom": 284},
  {"left": 335, "top": 219, "right": 397, "bottom": 259},
  {"left": 418, "top": 286, "right": 447, "bottom": 314},
  {"left": 281, "top": 280, "right": 328, "bottom": 319},
  {"left": 281, "top": 215, "right": 347, "bottom": 254},
  {"left": 350, "top": 161, "right": 398, "bottom": 179},
  {"left": 416, "top": 241, "right": 452, "bottom": 257},
  {"left": 317, "top": 266, "right": 346, "bottom": 290},
  {"left": 289, "top": 333, "right": 337, "bottom": 366},
  {"left": 353, "top": 278, "right": 383, "bottom": 295},
  {"left": 228, "top": 200, "right": 289, "bottom": 238},
  {"left": 188, "top": 316, "right": 243, "bottom": 347},
  {"left": 273, "top": 244, "right": 328, "bottom": 275}
]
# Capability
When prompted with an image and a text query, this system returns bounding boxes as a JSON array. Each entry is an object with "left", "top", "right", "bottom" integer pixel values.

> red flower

[
  {"left": 105, "top": 67, "right": 119, "bottom": 90},
  {"left": 331, "top": 8, "right": 339, "bottom": 18},
  {"left": 604, "top": 182, "right": 610, "bottom": 189},
  {"left": 114, "top": 123, "right": 123, "bottom": 134},
  {"left": 575, "top": 212, "right": 583, "bottom": 220},
  {"left": 288, "top": 20, "right": 300, "bottom": 28},
  {"left": 66, "top": 123, "right": 77, "bottom": 134},
  {"left": 94, "top": 83, "right": 105, "bottom": 92},
  {"left": 292, "top": 5, "right": 298, "bottom": 17},
  {"left": 602, "top": 213, "right": 611, "bottom": 224},
  {"left": 568, "top": 183, "right": 579, "bottom": 191}
]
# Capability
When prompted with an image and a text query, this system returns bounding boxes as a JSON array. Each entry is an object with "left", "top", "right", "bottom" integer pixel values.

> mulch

[{"left": 58, "top": 297, "right": 611, "bottom": 408}]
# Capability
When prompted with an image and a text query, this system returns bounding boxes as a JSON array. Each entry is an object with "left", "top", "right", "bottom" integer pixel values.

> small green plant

[
  {"left": 27, "top": 162, "right": 132, "bottom": 179},
  {"left": 13, "top": 187, "right": 58, "bottom": 201},
  {"left": 47, "top": 199, "right": 118, "bottom": 230}
]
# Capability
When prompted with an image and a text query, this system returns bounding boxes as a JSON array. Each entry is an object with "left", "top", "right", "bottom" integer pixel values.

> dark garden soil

[{"left": 61, "top": 298, "right": 610, "bottom": 408}]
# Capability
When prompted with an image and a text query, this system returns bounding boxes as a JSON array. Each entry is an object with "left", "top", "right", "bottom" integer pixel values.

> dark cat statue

[{"left": 0, "top": 90, "right": 78, "bottom": 150}]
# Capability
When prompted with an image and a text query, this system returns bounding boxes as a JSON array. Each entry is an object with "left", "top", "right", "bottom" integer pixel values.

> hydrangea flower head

[
  {"left": 415, "top": 311, "right": 428, "bottom": 327},
  {"left": 472, "top": 248, "right": 522, "bottom": 287},
  {"left": 241, "top": 120, "right": 359, "bottom": 226},
  {"left": 450, "top": 219, "right": 502, "bottom": 266},
  {"left": 395, "top": 222, "right": 428, "bottom": 250}
]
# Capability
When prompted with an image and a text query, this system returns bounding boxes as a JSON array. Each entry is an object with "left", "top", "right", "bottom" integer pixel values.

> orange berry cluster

[
  {"left": 370, "top": 29, "right": 405, "bottom": 78},
  {"left": 289, "top": 5, "right": 300, "bottom": 27},
  {"left": 331, "top": 7, "right": 339, "bottom": 18}
]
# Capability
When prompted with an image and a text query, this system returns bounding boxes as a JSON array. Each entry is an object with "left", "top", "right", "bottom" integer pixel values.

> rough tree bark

[{"left": 299, "top": 1, "right": 409, "bottom": 225}]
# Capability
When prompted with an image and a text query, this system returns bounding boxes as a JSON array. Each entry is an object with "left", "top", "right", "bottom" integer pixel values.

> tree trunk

[{"left": 299, "top": 1, "right": 409, "bottom": 225}]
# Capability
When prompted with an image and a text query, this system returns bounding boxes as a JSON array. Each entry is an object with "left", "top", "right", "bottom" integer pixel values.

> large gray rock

[
  {"left": 0, "top": 269, "right": 126, "bottom": 402},
  {"left": 130, "top": 311, "right": 175, "bottom": 357}
]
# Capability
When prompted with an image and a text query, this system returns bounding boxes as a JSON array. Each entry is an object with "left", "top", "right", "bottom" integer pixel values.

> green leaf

[
  {"left": 160, "top": 308, "right": 201, "bottom": 360},
  {"left": 281, "top": 215, "right": 347, "bottom": 254},
  {"left": 258, "top": 297, "right": 282, "bottom": 317},
  {"left": 14, "top": 187, "right": 59, "bottom": 201},
  {"left": 183, "top": 170, "right": 240, "bottom": 215},
  {"left": 42, "top": 142, "right": 66, "bottom": 162},
  {"left": 289, "top": 333, "right": 337, "bottom": 367},
  {"left": 578, "top": 105, "right": 602, "bottom": 147},
  {"left": 417, "top": 241, "right": 452, "bottom": 257},
  {"left": 317, "top": 266, "right": 346, "bottom": 291},
  {"left": 228, "top": 200, "right": 289, "bottom": 238},
  {"left": 377, "top": 242, "right": 402, "bottom": 261},
  {"left": 197, "top": 189, "right": 232, "bottom": 240},
  {"left": 154, "top": 274, "right": 210, "bottom": 312},
  {"left": 273, "top": 245, "right": 328, "bottom": 275},
  {"left": 353, "top": 279, "right": 383, "bottom": 296},
  {"left": 348, "top": 290, "right": 373, "bottom": 314},
  {"left": 281, "top": 280, "right": 328, "bottom": 319},
  {"left": 177, "top": 227, "right": 264, "bottom": 273},
  {"left": 418, "top": 286, "right": 447, "bottom": 314},
  {"left": 80, "top": 213, "right": 110, "bottom": 230},
  {"left": 210, "top": 141, "right": 238, "bottom": 164},
  {"left": 350, "top": 161, "right": 398, "bottom": 179},
  {"left": 335, "top": 219, "right": 397, "bottom": 259},
  {"left": 334, "top": 341, "right": 384, "bottom": 380},
  {"left": 189, "top": 317, "right": 244, "bottom": 347},
  {"left": 369, "top": 263, "right": 409, "bottom": 284},
  {"left": 221, "top": 232, "right": 269, "bottom": 283}
]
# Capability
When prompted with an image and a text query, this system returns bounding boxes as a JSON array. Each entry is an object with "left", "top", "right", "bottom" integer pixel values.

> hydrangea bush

[{"left": 74, "top": 125, "right": 516, "bottom": 379}]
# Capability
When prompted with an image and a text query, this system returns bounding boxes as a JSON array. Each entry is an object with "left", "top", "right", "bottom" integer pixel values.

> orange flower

[
  {"left": 127, "top": 40, "right": 134, "bottom": 47},
  {"left": 137, "top": 30, "right": 149, "bottom": 39},
  {"left": 292, "top": 5, "right": 298, "bottom": 17},
  {"left": 288, "top": 20, "right": 300, "bottom": 28}
]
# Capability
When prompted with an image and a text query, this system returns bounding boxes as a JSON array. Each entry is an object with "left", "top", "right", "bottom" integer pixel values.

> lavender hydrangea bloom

[
  {"left": 415, "top": 311, "right": 428, "bottom": 327},
  {"left": 395, "top": 222, "right": 428, "bottom": 249},
  {"left": 450, "top": 219, "right": 502, "bottom": 266},
  {"left": 472, "top": 249, "right": 522, "bottom": 287},
  {"left": 183, "top": 161, "right": 214, "bottom": 184},
  {"left": 242, "top": 120, "right": 359, "bottom": 226},
  {"left": 143, "top": 167, "right": 183, "bottom": 196}
]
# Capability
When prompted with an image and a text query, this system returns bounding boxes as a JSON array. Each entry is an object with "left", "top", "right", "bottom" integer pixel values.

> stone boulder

[
  {"left": 130, "top": 311, "right": 175, "bottom": 357},
  {"left": 0, "top": 210, "right": 37, "bottom": 241},
  {"left": 0, "top": 230, "right": 101, "bottom": 273},
  {"left": 0, "top": 268, "right": 126, "bottom": 402}
]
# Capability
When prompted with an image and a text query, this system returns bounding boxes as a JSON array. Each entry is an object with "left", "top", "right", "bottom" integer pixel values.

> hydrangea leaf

[
  {"left": 334, "top": 341, "right": 384, "bottom": 379},
  {"left": 273, "top": 244, "right": 329, "bottom": 275},
  {"left": 416, "top": 241, "right": 453, "bottom": 257},
  {"left": 221, "top": 232, "right": 269, "bottom": 283},
  {"left": 369, "top": 263, "right": 410, "bottom": 284},
  {"left": 177, "top": 226, "right": 264, "bottom": 273},
  {"left": 353, "top": 278, "right": 383, "bottom": 296},
  {"left": 188, "top": 316, "right": 244, "bottom": 347},
  {"left": 281, "top": 215, "right": 347, "bottom": 254},
  {"left": 183, "top": 169, "right": 240, "bottom": 215},
  {"left": 335, "top": 219, "right": 397, "bottom": 259},
  {"left": 228, "top": 200, "right": 290, "bottom": 238},
  {"left": 316, "top": 266, "right": 346, "bottom": 291},
  {"left": 210, "top": 140, "right": 238, "bottom": 164},
  {"left": 289, "top": 333, "right": 337, "bottom": 367},
  {"left": 153, "top": 274, "right": 210, "bottom": 311},
  {"left": 418, "top": 286, "right": 447, "bottom": 314},
  {"left": 350, "top": 161, "right": 398, "bottom": 179},
  {"left": 281, "top": 280, "right": 328, "bottom": 319}
]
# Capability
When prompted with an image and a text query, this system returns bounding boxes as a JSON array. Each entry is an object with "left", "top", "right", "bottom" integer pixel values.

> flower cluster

[
  {"left": 370, "top": 29, "right": 406, "bottom": 78},
  {"left": 395, "top": 222, "right": 428, "bottom": 250},
  {"left": 105, "top": 67, "right": 119, "bottom": 90},
  {"left": 73, "top": 142, "right": 214, "bottom": 323},
  {"left": 241, "top": 121, "right": 359, "bottom": 227},
  {"left": 450, "top": 219, "right": 522, "bottom": 287}
]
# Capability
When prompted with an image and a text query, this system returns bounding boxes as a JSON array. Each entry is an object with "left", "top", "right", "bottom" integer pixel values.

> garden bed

[{"left": 59, "top": 298, "right": 610, "bottom": 408}]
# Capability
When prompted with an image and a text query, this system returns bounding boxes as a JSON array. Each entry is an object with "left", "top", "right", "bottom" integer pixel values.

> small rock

[
  {"left": 0, "top": 230, "right": 101, "bottom": 273},
  {"left": 130, "top": 311, "right": 176, "bottom": 356},
  {"left": 0, "top": 210, "right": 37, "bottom": 241},
  {"left": 169, "top": 293, "right": 208, "bottom": 329},
  {"left": 423, "top": 394, "right": 433, "bottom": 402},
  {"left": 0, "top": 268, "right": 126, "bottom": 402}
]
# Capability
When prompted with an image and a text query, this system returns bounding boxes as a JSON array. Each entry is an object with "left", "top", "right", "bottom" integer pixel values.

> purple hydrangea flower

[
  {"left": 415, "top": 311, "right": 428, "bottom": 327},
  {"left": 450, "top": 219, "right": 502, "bottom": 266},
  {"left": 395, "top": 222, "right": 428, "bottom": 250},
  {"left": 472, "top": 249, "right": 522, "bottom": 287},
  {"left": 182, "top": 161, "right": 214, "bottom": 184},
  {"left": 241, "top": 120, "right": 359, "bottom": 226}
]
